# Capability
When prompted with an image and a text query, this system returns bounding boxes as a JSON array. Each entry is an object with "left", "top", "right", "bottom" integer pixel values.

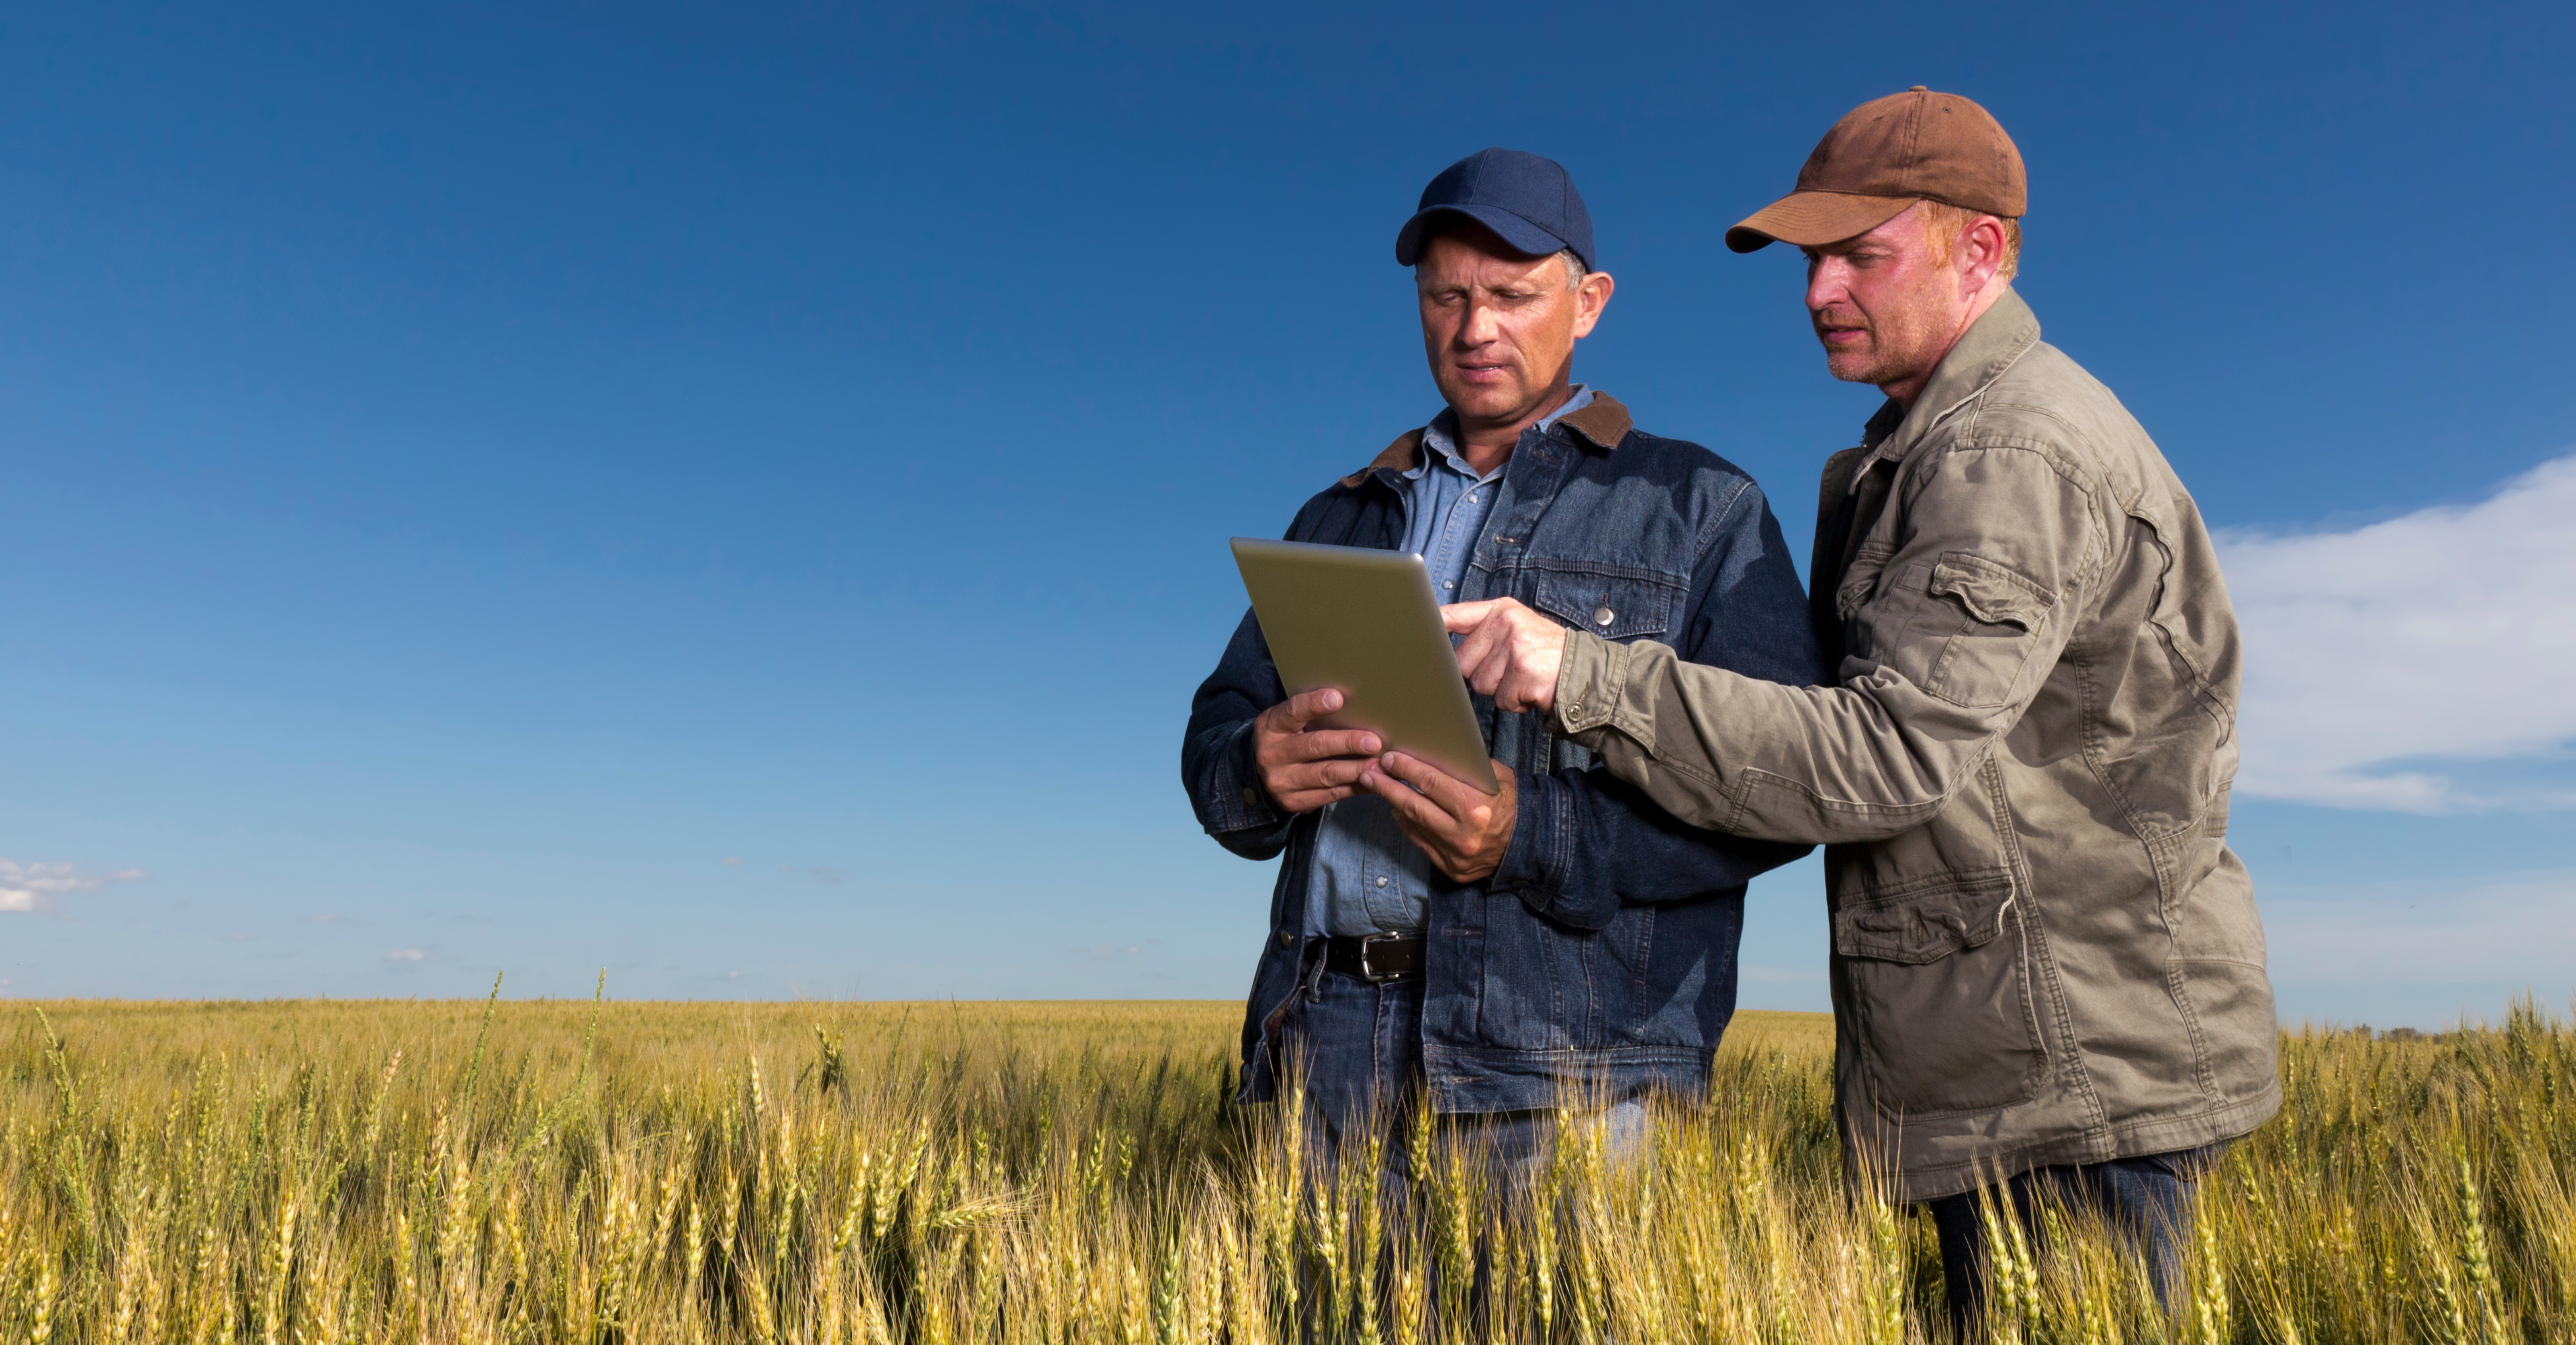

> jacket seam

[
  {"left": 1732, "top": 765, "right": 1955, "bottom": 820},
  {"left": 1688, "top": 474, "right": 1756, "bottom": 577},
  {"left": 1986, "top": 756, "right": 2106, "bottom": 1131}
]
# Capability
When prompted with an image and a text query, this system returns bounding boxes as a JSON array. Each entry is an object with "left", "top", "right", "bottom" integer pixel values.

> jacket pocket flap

[
  {"left": 1529, "top": 569, "right": 1682, "bottom": 641},
  {"left": 1833, "top": 874, "right": 2014, "bottom": 964},
  {"left": 1833, "top": 543, "right": 1896, "bottom": 620},
  {"left": 1930, "top": 553, "right": 2054, "bottom": 631}
]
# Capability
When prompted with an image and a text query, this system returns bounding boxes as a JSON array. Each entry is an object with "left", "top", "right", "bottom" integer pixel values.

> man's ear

[
  {"left": 1571, "top": 269, "right": 1616, "bottom": 338},
  {"left": 1958, "top": 217, "right": 2008, "bottom": 297}
]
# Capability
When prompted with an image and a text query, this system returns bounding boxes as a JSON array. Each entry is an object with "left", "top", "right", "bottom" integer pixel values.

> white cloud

[
  {"left": 2219, "top": 454, "right": 2576, "bottom": 811},
  {"left": 386, "top": 948, "right": 428, "bottom": 962},
  {"left": 0, "top": 860, "right": 145, "bottom": 913}
]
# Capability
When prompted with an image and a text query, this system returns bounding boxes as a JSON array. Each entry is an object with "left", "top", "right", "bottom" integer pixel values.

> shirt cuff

[{"left": 1553, "top": 629, "right": 1638, "bottom": 740}]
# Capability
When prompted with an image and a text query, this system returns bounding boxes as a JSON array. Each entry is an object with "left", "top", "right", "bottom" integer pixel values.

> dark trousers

[{"left": 1924, "top": 1144, "right": 2228, "bottom": 1334}]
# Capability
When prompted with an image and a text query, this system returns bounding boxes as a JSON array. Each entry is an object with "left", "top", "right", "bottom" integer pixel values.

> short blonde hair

[{"left": 1917, "top": 200, "right": 2022, "bottom": 282}]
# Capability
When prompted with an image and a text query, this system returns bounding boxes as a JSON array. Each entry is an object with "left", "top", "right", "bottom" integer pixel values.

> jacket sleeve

[
  {"left": 1487, "top": 477, "right": 1821, "bottom": 930},
  {"left": 1181, "top": 605, "right": 1298, "bottom": 860},
  {"left": 1552, "top": 441, "right": 2098, "bottom": 846}
]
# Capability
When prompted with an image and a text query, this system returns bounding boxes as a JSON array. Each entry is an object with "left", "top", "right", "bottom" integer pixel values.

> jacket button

[
  {"left": 1592, "top": 606, "right": 1615, "bottom": 626},
  {"left": 1242, "top": 786, "right": 1259, "bottom": 806},
  {"left": 1275, "top": 931, "right": 1294, "bottom": 949}
]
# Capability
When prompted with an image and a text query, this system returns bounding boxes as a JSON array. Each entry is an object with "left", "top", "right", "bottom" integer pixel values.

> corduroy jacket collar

[{"left": 1339, "top": 391, "right": 1634, "bottom": 488}]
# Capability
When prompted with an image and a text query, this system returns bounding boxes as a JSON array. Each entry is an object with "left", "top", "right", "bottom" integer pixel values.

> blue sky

[{"left": 4, "top": 2, "right": 2569, "bottom": 1028}]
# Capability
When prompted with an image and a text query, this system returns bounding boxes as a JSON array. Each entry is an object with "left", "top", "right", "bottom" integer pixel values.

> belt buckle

[{"left": 1359, "top": 931, "right": 1410, "bottom": 982}]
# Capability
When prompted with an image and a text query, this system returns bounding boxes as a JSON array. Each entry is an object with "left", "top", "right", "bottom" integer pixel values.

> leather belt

[{"left": 1322, "top": 932, "right": 1424, "bottom": 982}]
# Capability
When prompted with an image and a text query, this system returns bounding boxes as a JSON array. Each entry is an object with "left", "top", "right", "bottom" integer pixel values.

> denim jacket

[{"left": 1181, "top": 393, "right": 1823, "bottom": 1113}]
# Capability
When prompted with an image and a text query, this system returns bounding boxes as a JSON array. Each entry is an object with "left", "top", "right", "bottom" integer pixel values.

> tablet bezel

[{"left": 1229, "top": 536, "right": 1499, "bottom": 794}]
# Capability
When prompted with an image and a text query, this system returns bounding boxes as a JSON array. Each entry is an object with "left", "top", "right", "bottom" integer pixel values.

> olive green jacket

[{"left": 1553, "top": 288, "right": 2278, "bottom": 1200}]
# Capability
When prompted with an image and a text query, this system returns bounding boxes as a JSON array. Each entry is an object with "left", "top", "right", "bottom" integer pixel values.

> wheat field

[{"left": 3, "top": 986, "right": 2570, "bottom": 1343}]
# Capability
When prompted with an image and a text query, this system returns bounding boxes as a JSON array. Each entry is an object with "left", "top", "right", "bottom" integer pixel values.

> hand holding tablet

[{"left": 1231, "top": 537, "right": 1500, "bottom": 794}]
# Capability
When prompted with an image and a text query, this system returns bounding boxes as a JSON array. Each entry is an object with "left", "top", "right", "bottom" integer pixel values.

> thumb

[{"left": 1274, "top": 686, "right": 1345, "bottom": 730}]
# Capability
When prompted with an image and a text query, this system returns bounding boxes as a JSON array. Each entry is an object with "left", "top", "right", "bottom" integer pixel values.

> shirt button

[
  {"left": 1375, "top": 876, "right": 1389, "bottom": 887},
  {"left": 1593, "top": 606, "right": 1615, "bottom": 626},
  {"left": 1443, "top": 580, "right": 1455, "bottom": 590}
]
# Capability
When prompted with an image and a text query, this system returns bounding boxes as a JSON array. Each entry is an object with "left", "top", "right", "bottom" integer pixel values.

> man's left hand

[{"left": 1360, "top": 753, "right": 1516, "bottom": 884}]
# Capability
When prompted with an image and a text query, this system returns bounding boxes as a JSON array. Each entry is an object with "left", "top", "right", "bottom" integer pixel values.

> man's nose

[
  {"left": 1805, "top": 258, "right": 1847, "bottom": 314},
  {"left": 1458, "top": 296, "right": 1503, "bottom": 347}
]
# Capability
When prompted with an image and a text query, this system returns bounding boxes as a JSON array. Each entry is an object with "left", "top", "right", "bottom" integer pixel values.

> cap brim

[
  {"left": 1395, "top": 204, "right": 1576, "bottom": 267},
  {"left": 1723, "top": 192, "right": 1918, "bottom": 254}
]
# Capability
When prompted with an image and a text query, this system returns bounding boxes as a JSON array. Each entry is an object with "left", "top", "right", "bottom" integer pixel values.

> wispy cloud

[
  {"left": 2264, "top": 870, "right": 2576, "bottom": 988},
  {"left": 1081, "top": 938, "right": 1163, "bottom": 963},
  {"left": 2221, "top": 454, "right": 2576, "bottom": 812},
  {"left": 385, "top": 948, "right": 428, "bottom": 962},
  {"left": 0, "top": 859, "right": 145, "bottom": 914}
]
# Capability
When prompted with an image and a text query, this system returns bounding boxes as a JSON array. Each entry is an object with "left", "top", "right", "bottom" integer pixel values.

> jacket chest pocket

[
  {"left": 1527, "top": 567, "right": 1683, "bottom": 643},
  {"left": 1834, "top": 871, "right": 2047, "bottom": 1118}
]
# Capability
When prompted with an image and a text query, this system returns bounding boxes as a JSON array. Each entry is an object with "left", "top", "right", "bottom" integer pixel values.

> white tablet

[{"left": 1230, "top": 537, "right": 1498, "bottom": 793}]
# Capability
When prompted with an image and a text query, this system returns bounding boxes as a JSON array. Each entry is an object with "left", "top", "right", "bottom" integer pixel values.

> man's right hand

[{"left": 1252, "top": 688, "right": 1383, "bottom": 814}]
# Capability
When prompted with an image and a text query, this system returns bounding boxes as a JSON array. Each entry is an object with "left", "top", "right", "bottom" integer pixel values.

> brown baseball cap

[{"left": 1725, "top": 87, "right": 2026, "bottom": 253}]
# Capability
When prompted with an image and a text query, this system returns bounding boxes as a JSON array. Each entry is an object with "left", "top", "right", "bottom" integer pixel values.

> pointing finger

[{"left": 1440, "top": 599, "right": 1506, "bottom": 633}]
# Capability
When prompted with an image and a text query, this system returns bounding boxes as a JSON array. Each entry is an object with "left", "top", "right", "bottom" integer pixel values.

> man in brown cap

[{"left": 1438, "top": 87, "right": 2277, "bottom": 1327}]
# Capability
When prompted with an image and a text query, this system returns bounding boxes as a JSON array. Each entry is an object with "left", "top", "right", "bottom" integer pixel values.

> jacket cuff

[
  {"left": 1554, "top": 630, "right": 1644, "bottom": 746},
  {"left": 1205, "top": 720, "right": 1283, "bottom": 834},
  {"left": 1489, "top": 766, "right": 1563, "bottom": 900}
]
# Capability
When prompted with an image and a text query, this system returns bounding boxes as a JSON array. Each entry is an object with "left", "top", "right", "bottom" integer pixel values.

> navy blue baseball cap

[{"left": 1394, "top": 148, "right": 1595, "bottom": 272}]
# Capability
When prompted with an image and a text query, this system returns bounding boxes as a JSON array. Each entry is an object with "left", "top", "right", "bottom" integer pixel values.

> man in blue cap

[{"left": 1181, "top": 149, "right": 1825, "bottom": 1180}]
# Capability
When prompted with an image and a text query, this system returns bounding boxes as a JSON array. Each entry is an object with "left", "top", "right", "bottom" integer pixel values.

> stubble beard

[
  {"left": 1817, "top": 283, "right": 1953, "bottom": 388},
  {"left": 1820, "top": 328, "right": 1914, "bottom": 386},
  {"left": 1824, "top": 342, "right": 1899, "bottom": 385}
]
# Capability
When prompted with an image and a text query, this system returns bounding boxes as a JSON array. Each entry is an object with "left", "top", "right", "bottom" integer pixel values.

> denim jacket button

[
  {"left": 1275, "top": 931, "right": 1294, "bottom": 949},
  {"left": 1592, "top": 606, "right": 1615, "bottom": 626},
  {"left": 1242, "top": 786, "right": 1259, "bottom": 806}
]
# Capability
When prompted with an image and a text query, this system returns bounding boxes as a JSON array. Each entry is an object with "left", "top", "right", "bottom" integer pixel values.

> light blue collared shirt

[{"left": 1307, "top": 387, "right": 1594, "bottom": 937}]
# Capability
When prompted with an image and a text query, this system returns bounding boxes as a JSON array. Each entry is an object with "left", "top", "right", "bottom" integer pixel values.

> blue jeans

[
  {"left": 1925, "top": 1144, "right": 2229, "bottom": 1333},
  {"left": 1277, "top": 952, "right": 1649, "bottom": 1189},
  {"left": 1275, "top": 954, "right": 1649, "bottom": 1337}
]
